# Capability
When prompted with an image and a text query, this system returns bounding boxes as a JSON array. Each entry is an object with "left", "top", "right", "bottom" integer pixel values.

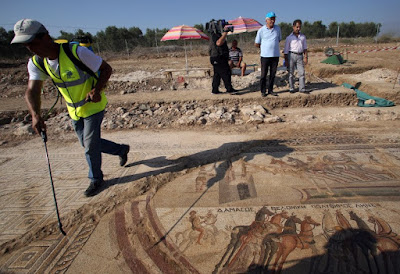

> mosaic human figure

[
  {"left": 213, "top": 206, "right": 274, "bottom": 273},
  {"left": 189, "top": 210, "right": 205, "bottom": 244},
  {"left": 195, "top": 167, "right": 208, "bottom": 192}
]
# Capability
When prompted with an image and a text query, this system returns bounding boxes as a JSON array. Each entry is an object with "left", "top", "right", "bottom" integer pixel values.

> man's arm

[
  {"left": 303, "top": 36, "right": 308, "bottom": 65},
  {"left": 25, "top": 80, "right": 45, "bottom": 134},
  {"left": 87, "top": 60, "right": 112, "bottom": 102},
  {"left": 303, "top": 49, "right": 308, "bottom": 65},
  {"left": 284, "top": 38, "right": 290, "bottom": 68},
  {"left": 216, "top": 31, "right": 228, "bottom": 47},
  {"left": 238, "top": 56, "right": 243, "bottom": 66},
  {"left": 254, "top": 29, "right": 261, "bottom": 48}
]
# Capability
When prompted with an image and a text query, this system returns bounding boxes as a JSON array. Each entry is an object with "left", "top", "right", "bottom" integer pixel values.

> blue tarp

[{"left": 342, "top": 83, "right": 395, "bottom": 107}]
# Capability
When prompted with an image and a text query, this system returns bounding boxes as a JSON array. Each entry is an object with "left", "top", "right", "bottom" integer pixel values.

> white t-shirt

[{"left": 27, "top": 46, "right": 102, "bottom": 80}]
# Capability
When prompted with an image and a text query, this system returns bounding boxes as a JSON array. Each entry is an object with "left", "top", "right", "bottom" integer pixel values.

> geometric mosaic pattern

[{"left": 0, "top": 139, "right": 144, "bottom": 247}]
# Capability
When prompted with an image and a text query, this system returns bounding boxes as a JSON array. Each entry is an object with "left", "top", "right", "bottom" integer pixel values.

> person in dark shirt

[{"left": 209, "top": 26, "right": 236, "bottom": 94}]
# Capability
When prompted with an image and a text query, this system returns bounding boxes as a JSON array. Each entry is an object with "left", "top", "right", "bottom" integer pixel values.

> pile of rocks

[
  {"left": 102, "top": 102, "right": 283, "bottom": 130},
  {"left": 6, "top": 101, "right": 283, "bottom": 137}
]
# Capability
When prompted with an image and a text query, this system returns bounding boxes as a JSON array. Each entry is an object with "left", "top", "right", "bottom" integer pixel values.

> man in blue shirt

[{"left": 255, "top": 12, "right": 282, "bottom": 97}]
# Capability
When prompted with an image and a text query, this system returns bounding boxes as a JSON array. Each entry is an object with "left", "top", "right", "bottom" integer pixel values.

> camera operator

[{"left": 208, "top": 20, "right": 236, "bottom": 94}]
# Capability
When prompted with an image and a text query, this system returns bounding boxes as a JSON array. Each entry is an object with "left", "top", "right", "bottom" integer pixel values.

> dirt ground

[
  {"left": 0, "top": 41, "right": 399, "bottom": 146},
  {"left": 1, "top": 41, "right": 400, "bottom": 271}
]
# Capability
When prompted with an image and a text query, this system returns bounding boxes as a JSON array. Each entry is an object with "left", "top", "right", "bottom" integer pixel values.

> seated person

[{"left": 229, "top": 39, "right": 247, "bottom": 76}]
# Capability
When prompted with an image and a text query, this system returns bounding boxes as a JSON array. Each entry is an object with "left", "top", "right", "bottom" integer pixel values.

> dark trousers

[
  {"left": 211, "top": 57, "right": 233, "bottom": 93},
  {"left": 260, "top": 57, "right": 279, "bottom": 94}
]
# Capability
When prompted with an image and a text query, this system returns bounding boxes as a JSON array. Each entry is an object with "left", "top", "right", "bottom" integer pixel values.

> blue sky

[{"left": 1, "top": 0, "right": 399, "bottom": 37}]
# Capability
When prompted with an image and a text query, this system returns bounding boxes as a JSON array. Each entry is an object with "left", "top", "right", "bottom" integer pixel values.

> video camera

[{"left": 206, "top": 19, "right": 234, "bottom": 34}]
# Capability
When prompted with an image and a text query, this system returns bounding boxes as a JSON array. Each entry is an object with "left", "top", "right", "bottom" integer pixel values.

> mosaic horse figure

[
  {"left": 212, "top": 206, "right": 274, "bottom": 274},
  {"left": 316, "top": 210, "right": 380, "bottom": 274},
  {"left": 271, "top": 215, "right": 320, "bottom": 273},
  {"left": 317, "top": 210, "right": 359, "bottom": 273},
  {"left": 225, "top": 210, "right": 291, "bottom": 271},
  {"left": 368, "top": 214, "right": 400, "bottom": 273},
  {"left": 348, "top": 211, "right": 380, "bottom": 273},
  {"left": 258, "top": 211, "right": 296, "bottom": 269}
]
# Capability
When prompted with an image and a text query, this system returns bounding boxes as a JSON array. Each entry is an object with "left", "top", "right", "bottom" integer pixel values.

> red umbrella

[
  {"left": 161, "top": 25, "right": 209, "bottom": 41},
  {"left": 228, "top": 16, "right": 262, "bottom": 35},
  {"left": 161, "top": 25, "right": 209, "bottom": 72}
]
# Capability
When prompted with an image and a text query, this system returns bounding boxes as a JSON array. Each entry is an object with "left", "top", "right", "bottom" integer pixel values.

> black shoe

[
  {"left": 119, "top": 144, "right": 130, "bottom": 166},
  {"left": 289, "top": 89, "right": 295, "bottom": 93},
  {"left": 84, "top": 180, "right": 103, "bottom": 197},
  {"left": 212, "top": 91, "right": 221, "bottom": 94},
  {"left": 268, "top": 92, "right": 278, "bottom": 96},
  {"left": 227, "top": 88, "right": 238, "bottom": 93},
  {"left": 300, "top": 90, "right": 310, "bottom": 94},
  {"left": 261, "top": 93, "right": 267, "bottom": 97}
]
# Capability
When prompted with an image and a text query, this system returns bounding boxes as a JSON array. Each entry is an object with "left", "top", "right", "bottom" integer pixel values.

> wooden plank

[{"left": 162, "top": 68, "right": 211, "bottom": 79}]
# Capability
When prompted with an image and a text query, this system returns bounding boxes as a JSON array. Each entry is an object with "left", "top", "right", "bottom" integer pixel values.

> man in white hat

[
  {"left": 11, "top": 19, "right": 130, "bottom": 197},
  {"left": 255, "top": 12, "right": 282, "bottom": 97}
]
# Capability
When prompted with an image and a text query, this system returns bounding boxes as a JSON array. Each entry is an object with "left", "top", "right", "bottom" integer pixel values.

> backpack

[{"left": 71, "top": 36, "right": 94, "bottom": 52}]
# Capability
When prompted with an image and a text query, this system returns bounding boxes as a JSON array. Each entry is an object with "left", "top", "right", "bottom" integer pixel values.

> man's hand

[
  {"left": 32, "top": 113, "right": 46, "bottom": 135},
  {"left": 284, "top": 57, "right": 289, "bottom": 71},
  {"left": 86, "top": 89, "right": 101, "bottom": 103}
]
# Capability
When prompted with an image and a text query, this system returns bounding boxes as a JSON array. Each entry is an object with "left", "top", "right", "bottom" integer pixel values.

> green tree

[
  {"left": 279, "top": 22, "right": 292, "bottom": 39},
  {"left": 58, "top": 31, "right": 74, "bottom": 41},
  {"left": 145, "top": 28, "right": 169, "bottom": 47},
  {"left": 301, "top": 21, "right": 326, "bottom": 38},
  {"left": 311, "top": 21, "right": 326, "bottom": 38},
  {"left": 347, "top": 21, "right": 357, "bottom": 37},
  {"left": 193, "top": 24, "right": 205, "bottom": 33},
  {"left": 327, "top": 22, "right": 339, "bottom": 37},
  {"left": 0, "top": 27, "right": 29, "bottom": 58},
  {"left": 57, "top": 29, "right": 94, "bottom": 42},
  {"left": 96, "top": 26, "right": 125, "bottom": 51}
]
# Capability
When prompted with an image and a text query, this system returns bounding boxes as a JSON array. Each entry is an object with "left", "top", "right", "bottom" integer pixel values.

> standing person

[
  {"left": 11, "top": 19, "right": 130, "bottom": 197},
  {"left": 229, "top": 39, "right": 247, "bottom": 76},
  {"left": 189, "top": 211, "right": 205, "bottom": 244},
  {"left": 208, "top": 21, "right": 236, "bottom": 94},
  {"left": 284, "top": 19, "right": 309, "bottom": 94},
  {"left": 255, "top": 11, "right": 282, "bottom": 97}
]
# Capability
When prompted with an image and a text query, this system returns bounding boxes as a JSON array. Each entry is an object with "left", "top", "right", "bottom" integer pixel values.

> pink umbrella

[
  {"left": 228, "top": 16, "right": 262, "bottom": 35},
  {"left": 161, "top": 25, "right": 209, "bottom": 72}
]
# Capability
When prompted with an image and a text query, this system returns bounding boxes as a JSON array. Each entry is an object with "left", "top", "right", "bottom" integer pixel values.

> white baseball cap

[{"left": 11, "top": 19, "right": 48, "bottom": 44}]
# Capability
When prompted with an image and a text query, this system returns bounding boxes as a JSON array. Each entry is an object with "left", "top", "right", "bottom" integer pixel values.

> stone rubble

[{"left": 3, "top": 101, "right": 400, "bottom": 137}]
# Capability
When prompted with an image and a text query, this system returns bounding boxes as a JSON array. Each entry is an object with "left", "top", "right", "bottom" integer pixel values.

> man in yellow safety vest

[{"left": 11, "top": 19, "right": 130, "bottom": 197}]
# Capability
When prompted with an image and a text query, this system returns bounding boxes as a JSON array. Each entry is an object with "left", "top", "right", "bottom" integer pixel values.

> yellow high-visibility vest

[{"left": 32, "top": 43, "right": 107, "bottom": 120}]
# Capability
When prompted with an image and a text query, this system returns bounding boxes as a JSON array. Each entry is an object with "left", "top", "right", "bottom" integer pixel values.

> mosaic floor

[{"left": 1, "top": 130, "right": 400, "bottom": 273}]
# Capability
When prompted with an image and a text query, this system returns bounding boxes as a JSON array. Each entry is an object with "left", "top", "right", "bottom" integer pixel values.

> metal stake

[
  {"left": 394, "top": 68, "right": 400, "bottom": 89},
  {"left": 41, "top": 131, "right": 66, "bottom": 236}
]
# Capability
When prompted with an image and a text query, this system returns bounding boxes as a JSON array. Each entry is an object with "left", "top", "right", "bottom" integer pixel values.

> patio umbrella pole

[
  {"left": 184, "top": 40, "right": 188, "bottom": 74},
  {"left": 160, "top": 25, "right": 209, "bottom": 75}
]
